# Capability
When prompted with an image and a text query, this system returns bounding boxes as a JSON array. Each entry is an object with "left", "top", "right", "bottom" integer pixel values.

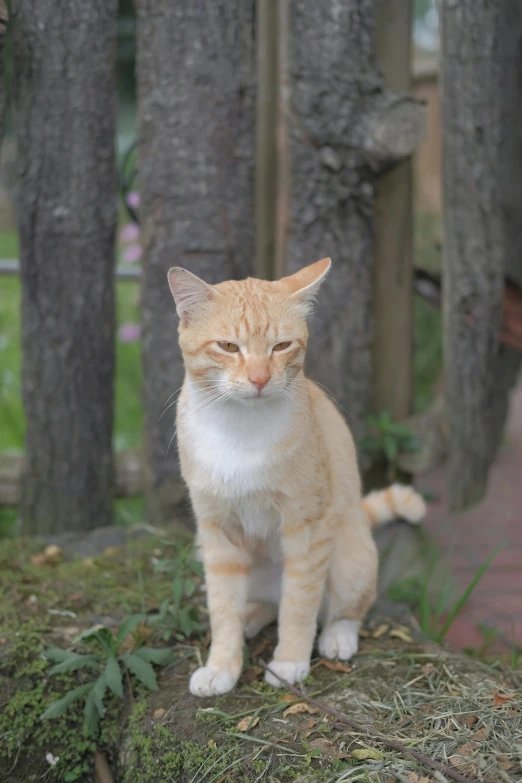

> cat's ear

[
  {"left": 281, "top": 257, "right": 331, "bottom": 316},
  {"left": 167, "top": 267, "right": 215, "bottom": 320}
]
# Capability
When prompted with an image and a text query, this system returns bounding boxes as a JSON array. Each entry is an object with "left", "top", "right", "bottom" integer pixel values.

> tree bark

[
  {"left": 373, "top": 0, "right": 414, "bottom": 422},
  {"left": 282, "top": 0, "right": 424, "bottom": 442},
  {"left": 0, "top": 2, "right": 8, "bottom": 151},
  {"left": 136, "top": 1, "right": 256, "bottom": 523},
  {"left": 13, "top": 0, "right": 118, "bottom": 534},
  {"left": 441, "top": 1, "right": 522, "bottom": 510}
]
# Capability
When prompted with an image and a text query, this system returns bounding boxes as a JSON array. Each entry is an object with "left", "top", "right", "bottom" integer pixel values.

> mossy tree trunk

[
  {"left": 135, "top": 1, "right": 256, "bottom": 523},
  {"left": 441, "top": 1, "right": 522, "bottom": 510},
  {"left": 13, "top": 0, "right": 118, "bottom": 534},
  {"left": 280, "top": 0, "right": 424, "bottom": 442}
]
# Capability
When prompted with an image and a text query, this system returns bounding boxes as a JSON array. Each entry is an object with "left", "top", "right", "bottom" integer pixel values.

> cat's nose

[{"left": 249, "top": 373, "right": 270, "bottom": 391}]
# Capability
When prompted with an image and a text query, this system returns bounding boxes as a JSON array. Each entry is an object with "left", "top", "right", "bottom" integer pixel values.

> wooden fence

[{"left": 5, "top": 1, "right": 521, "bottom": 531}]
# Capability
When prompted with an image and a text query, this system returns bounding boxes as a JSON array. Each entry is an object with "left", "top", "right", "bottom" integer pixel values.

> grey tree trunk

[
  {"left": 0, "top": 2, "right": 8, "bottom": 150},
  {"left": 441, "top": 1, "right": 522, "bottom": 510},
  {"left": 13, "top": 0, "right": 118, "bottom": 534},
  {"left": 282, "top": 0, "right": 424, "bottom": 442},
  {"left": 136, "top": 1, "right": 256, "bottom": 524}
]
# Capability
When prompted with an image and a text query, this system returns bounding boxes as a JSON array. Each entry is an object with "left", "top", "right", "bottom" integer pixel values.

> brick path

[{"left": 420, "top": 383, "right": 522, "bottom": 651}]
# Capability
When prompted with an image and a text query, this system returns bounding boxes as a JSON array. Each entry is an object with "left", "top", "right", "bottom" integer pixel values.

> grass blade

[{"left": 436, "top": 543, "right": 505, "bottom": 641}]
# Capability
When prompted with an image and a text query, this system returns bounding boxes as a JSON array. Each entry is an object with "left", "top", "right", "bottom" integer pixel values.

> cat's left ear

[{"left": 281, "top": 257, "right": 331, "bottom": 315}]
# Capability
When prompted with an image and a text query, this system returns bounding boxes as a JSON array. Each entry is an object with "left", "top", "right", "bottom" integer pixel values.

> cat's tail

[{"left": 361, "top": 484, "right": 426, "bottom": 529}]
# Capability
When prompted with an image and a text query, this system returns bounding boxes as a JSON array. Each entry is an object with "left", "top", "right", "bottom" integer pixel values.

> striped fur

[{"left": 167, "top": 259, "right": 426, "bottom": 698}]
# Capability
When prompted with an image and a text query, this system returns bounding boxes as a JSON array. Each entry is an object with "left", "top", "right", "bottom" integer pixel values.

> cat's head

[{"left": 167, "top": 258, "right": 330, "bottom": 404}]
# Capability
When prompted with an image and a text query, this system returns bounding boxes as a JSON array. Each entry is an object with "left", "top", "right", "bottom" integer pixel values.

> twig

[
  {"left": 261, "top": 662, "right": 479, "bottom": 783},
  {"left": 94, "top": 751, "right": 115, "bottom": 783}
]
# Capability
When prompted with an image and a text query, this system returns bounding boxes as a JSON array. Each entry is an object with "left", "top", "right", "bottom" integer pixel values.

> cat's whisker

[{"left": 291, "top": 378, "right": 354, "bottom": 421}]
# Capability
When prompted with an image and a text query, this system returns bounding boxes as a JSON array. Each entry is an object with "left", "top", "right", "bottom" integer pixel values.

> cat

[{"left": 167, "top": 258, "right": 425, "bottom": 697}]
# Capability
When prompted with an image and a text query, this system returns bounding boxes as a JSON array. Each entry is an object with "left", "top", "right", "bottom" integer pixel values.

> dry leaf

[
  {"left": 421, "top": 663, "right": 435, "bottom": 675},
  {"left": 283, "top": 702, "right": 320, "bottom": 718},
  {"left": 358, "top": 629, "right": 370, "bottom": 638},
  {"left": 389, "top": 627, "right": 413, "bottom": 643},
  {"left": 243, "top": 665, "right": 263, "bottom": 684},
  {"left": 372, "top": 624, "right": 389, "bottom": 639},
  {"left": 31, "top": 545, "right": 63, "bottom": 567},
  {"left": 351, "top": 748, "right": 383, "bottom": 761},
  {"left": 309, "top": 738, "right": 333, "bottom": 753},
  {"left": 153, "top": 708, "right": 166, "bottom": 719},
  {"left": 449, "top": 755, "right": 465, "bottom": 768},
  {"left": 279, "top": 693, "right": 298, "bottom": 703},
  {"left": 236, "top": 715, "right": 260, "bottom": 732},
  {"left": 317, "top": 658, "right": 353, "bottom": 673},
  {"left": 407, "top": 774, "right": 430, "bottom": 783},
  {"left": 465, "top": 715, "right": 479, "bottom": 728},
  {"left": 496, "top": 755, "right": 514, "bottom": 771},
  {"left": 472, "top": 726, "right": 489, "bottom": 741},
  {"left": 251, "top": 638, "right": 270, "bottom": 657},
  {"left": 455, "top": 742, "right": 477, "bottom": 757},
  {"left": 493, "top": 690, "right": 516, "bottom": 706},
  {"left": 207, "top": 739, "right": 216, "bottom": 748},
  {"left": 303, "top": 719, "right": 318, "bottom": 730}
]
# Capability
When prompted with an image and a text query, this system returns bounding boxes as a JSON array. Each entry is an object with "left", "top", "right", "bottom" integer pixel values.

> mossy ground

[{"left": 1, "top": 534, "right": 521, "bottom": 783}]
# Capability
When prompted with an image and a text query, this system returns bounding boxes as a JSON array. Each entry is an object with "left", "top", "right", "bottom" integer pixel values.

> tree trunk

[
  {"left": 136, "top": 1, "right": 256, "bottom": 524},
  {"left": 0, "top": 2, "right": 8, "bottom": 151},
  {"left": 441, "top": 1, "right": 522, "bottom": 510},
  {"left": 282, "top": 0, "right": 424, "bottom": 442},
  {"left": 373, "top": 0, "right": 414, "bottom": 422},
  {"left": 13, "top": 0, "right": 118, "bottom": 534}
]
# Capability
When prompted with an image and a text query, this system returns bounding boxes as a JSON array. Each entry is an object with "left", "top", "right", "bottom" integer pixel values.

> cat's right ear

[{"left": 167, "top": 267, "right": 215, "bottom": 320}]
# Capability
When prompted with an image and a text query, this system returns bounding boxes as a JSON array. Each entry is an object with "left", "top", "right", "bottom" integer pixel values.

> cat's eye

[
  {"left": 273, "top": 341, "right": 292, "bottom": 352},
  {"left": 218, "top": 341, "right": 240, "bottom": 353}
]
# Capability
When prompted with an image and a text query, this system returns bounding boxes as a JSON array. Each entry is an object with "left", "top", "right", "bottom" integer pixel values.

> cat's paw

[
  {"left": 189, "top": 666, "right": 238, "bottom": 697},
  {"left": 264, "top": 660, "right": 310, "bottom": 688},
  {"left": 318, "top": 619, "right": 359, "bottom": 660}
]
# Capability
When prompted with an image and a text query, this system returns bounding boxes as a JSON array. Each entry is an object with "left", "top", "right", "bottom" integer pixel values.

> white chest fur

[{"left": 180, "top": 384, "right": 296, "bottom": 499}]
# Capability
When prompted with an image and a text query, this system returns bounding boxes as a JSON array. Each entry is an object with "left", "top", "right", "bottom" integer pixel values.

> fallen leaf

[
  {"left": 455, "top": 742, "right": 477, "bottom": 757},
  {"left": 207, "top": 739, "right": 216, "bottom": 748},
  {"left": 309, "top": 738, "right": 333, "bottom": 753},
  {"left": 389, "top": 627, "right": 413, "bottom": 643},
  {"left": 243, "top": 666, "right": 263, "bottom": 684},
  {"left": 236, "top": 715, "right": 260, "bottom": 732},
  {"left": 371, "top": 624, "right": 389, "bottom": 639},
  {"left": 449, "top": 755, "right": 465, "bottom": 768},
  {"left": 421, "top": 663, "right": 435, "bottom": 674},
  {"left": 407, "top": 774, "right": 430, "bottom": 783},
  {"left": 153, "top": 708, "right": 166, "bottom": 719},
  {"left": 251, "top": 638, "right": 269, "bottom": 657},
  {"left": 30, "top": 545, "right": 63, "bottom": 567},
  {"left": 358, "top": 629, "right": 370, "bottom": 638},
  {"left": 472, "top": 726, "right": 489, "bottom": 741},
  {"left": 317, "top": 659, "right": 353, "bottom": 673},
  {"left": 303, "top": 719, "right": 317, "bottom": 730},
  {"left": 351, "top": 748, "right": 383, "bottom": 761},
  {"left": 283, "top": 702, "right": 320, "bottom": 718},
  {"left": 279, "top": 693, "right": 298, "bottom": 703},
  {"left": 465, "top": 715, "right": 479, "bottom": 728},
  {"left": 496, "top": 755, "right": 513, "bottom": 771},
  {"left": 493, "top": 690, "right": 516, "bottom": 707}
]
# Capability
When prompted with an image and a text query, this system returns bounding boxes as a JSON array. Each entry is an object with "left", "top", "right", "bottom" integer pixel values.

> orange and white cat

[{"left": 168, "top": 258, "right": 425, "bottom": 697}]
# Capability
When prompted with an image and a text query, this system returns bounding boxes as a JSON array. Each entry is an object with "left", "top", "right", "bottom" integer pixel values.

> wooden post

[
  {"left": 136, "top": 1, "right": 256, "bottom": 524},
  {"left": 373, "top": 0, "right": 414, "bottom": 421},
  {"left": 441, "top": 1, "right": 522, "bottom": 510},
  {"left": 13, "top": 0, "right": 118, "bottom": 535},
  {"left": 280, "top": 0, "right": 425, "bottom": 442}
]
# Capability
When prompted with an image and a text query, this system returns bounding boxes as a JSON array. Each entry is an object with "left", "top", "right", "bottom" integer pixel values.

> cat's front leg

[
  {"left": 189, "top": 509, "right": 250, "bottom": 697},
  {"left": 265, "top": 513, "right": 333, "bottom": 688}
]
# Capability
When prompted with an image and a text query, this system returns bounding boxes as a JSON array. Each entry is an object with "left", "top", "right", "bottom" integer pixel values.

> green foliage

[
  {"left": 361, "top": 409, "right": 419, "bottom": 478},
  {"left": 388, "top": 544, "right": 504, "bottom": 642},
  {"left": 42, "top": 616, "right": 173, "bottom": 737},
  {"left": 150, "top": 542, "right": 204, "bottom": 641}
]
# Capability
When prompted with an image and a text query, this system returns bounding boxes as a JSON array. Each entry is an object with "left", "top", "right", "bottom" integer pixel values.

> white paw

[
  {"left": 264, "top": 660, "right": 310, "bottom": 688},
  {"left": 189, "top": 666, "right": 238, "bottom": 697},
  {"left": 318, "top": 620, "right": 359, "bottom": 660}
]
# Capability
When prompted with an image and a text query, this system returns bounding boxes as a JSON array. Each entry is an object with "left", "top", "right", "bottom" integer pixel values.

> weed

[
  {"left": 361, "top": 410, "right": 419, "bottom": 480},
  {"left": 42, "top": 615, "right": 173, "bottom": 736},
  {"left": 150, "top": 542, "right": 205, "bottom": 641}
]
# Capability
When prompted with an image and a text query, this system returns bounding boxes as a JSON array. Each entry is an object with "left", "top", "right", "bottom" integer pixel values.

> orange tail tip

[{"left": 361, "top": 483, "right": 426, "bottom": 529}]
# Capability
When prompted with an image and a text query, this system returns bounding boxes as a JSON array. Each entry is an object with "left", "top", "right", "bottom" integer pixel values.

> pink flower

[
  {"left": 126, "top": 191, "right": 141, "bottom": 209},
  {"left": 119, "top": 222, "right": 140, "bottom": 243},
  {"left": 123, "top": 244, "right": 142, "bottom": 264},
  {"left": 118, "top": 323, "right": 141, "bottom": 343}
]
